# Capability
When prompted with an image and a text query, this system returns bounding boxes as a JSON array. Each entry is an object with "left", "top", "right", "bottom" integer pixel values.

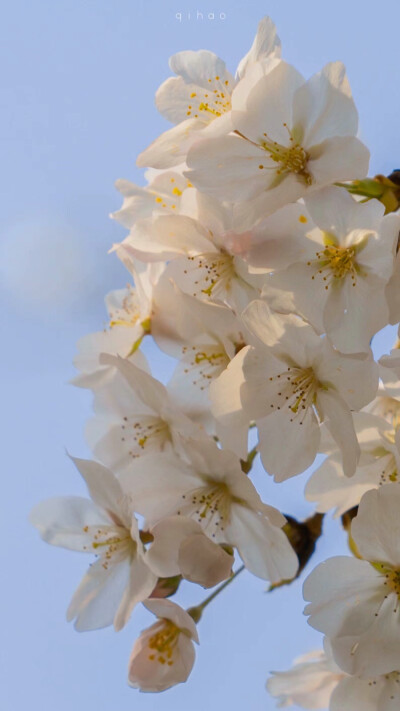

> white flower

[
  {"left": 267, "top": 642, "right": 400, "bottom": 710},
  {"left": 210, "top": 301, "right": 378, "bottom": 480},
  {"left": 121, "top": 436, "right": 299, "bottom": 584},
  {"left": 261, "top": 188, "right": 399, "bottom": 353},
  {"left": 147, "top": 515, "right": 233, "bottom": 588},
  {"left": 86, "top": 354, "right": 204, "bottom": 477},
  {"left": 304, "top": 483, "right": 400, "bottom": 677},
  {"left": 186, "top": 61, "right": 369, "bottom": 214},
  {"left": 122, "top": 192, "right": 267, "bottom": 312},
  {"left": 30, "top": 457, "right": 157, "bottom": 631},
  {"left": 128, "top": 598, "right": 199, "bottom": 692},
  {"left": 72, "top": 260, "right": 159, "bottom": 389},
  {"left": 137, "top": 17, "right": 281, "bottom": 169},
  {"left": 267, "top": 643, "right": 344, "bottom": 709},
  {"left": 111, "top": 169, "right": 193, "bottom": 229},
  {"left": 151, "top": 278, "right": 250, "bottom": 455},
  {"left": 306, "top": 413, "right": 400, "bottom": 517}
]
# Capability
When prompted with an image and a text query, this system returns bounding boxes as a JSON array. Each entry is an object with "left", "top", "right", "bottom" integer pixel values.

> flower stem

[
  {"left": 187, "top": 565, "right": 245, "bottom": 622},
  {"left": 241, "top": 445, "right": 258, "bottom": 474}
]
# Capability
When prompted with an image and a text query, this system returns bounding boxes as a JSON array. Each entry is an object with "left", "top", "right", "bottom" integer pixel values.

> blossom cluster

[{"left": 31, "top": 17, "right": 400, "bottom": 704}]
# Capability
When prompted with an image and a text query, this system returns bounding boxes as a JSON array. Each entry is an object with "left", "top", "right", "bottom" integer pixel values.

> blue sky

[{"left": 1, "top": 1, "right": 399, "bottom": 710}]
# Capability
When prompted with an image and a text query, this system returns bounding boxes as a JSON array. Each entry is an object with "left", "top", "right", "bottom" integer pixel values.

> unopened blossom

[
  {"left": 186, "top": 61, "right": 369, "bottom": 215},
  {"left": 128, "top": 598, "right": 199, "bottom": 692},
  {"left": 306, "top": 413, "right": 400, "bottom": 516},
  {"left": 267, "top": 643, "right": 344, "bottom": 709},
  {"left": 121, "top": 436, "right": 299, "bottom": 584},
  {"left": 210, "top": 301, "right": 378, "bottom": 480},
  {"left": 137, "top": 17, "right": 281, "bottom": 169},
  {"left": 86, "top": 355, "right": 203, "bottom": 477},
  {"left": 304, "top": 483, "right": 400, "bottom": 677},
  {"left": 146, "top": 515, "right": 233, "bottom": 588},
  {"left": 30, "top": 457, "right": 157, "bottom": 631},
  {"left": 261, "top": 188, "right": 400, "bottom": 353}
]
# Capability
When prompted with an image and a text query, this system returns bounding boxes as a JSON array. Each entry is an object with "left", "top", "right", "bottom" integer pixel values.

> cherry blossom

[
  {"left": 85, "top": 354, "right": 204, "bottom": 477},
  {"left": 72, "top": 259, "right": 159, "bottom": 389},
  {"left": 304, "top": 484, "right": 400, "bottom": 677},
  {"left": 121, "top": 436, "right": 299, "bottom": 584},
  {"left": 30, "top": 14, "right": 400, "bottom": 703},
  {"left": 186, "top": 62, "right": 369, "bottom": 215},
  {"left": 267, "top": 643, "right": 344, "bottom": 709},
  {"left": 137, "top": 17, "right": 281, "bottom": 169},
  {"left": 128, "top": 599, "right": 199, "bottom": 692},
  {"left": 30, "top": 457, "right": 157, "bottom": 632},
  {"left": 261, "top": 188, "right": 400, "bottom": 353},
  {"left": 211, "top": 301, "right": 378, "bottom": 480},
  {"left": 306, "top": 414, "right": 400, "bottom": 516}
]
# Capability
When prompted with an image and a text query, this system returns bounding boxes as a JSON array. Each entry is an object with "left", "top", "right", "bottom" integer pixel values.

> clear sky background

[{"left": 1, "top": 1, "right": 399, "bottom": 710}]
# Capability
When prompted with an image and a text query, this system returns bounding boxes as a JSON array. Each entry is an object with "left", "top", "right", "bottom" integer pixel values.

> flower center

[
  {"left": 181, "top": 344, "right": 229, "bottom": 391},
  {"left": 308, "top": 244, "right": 358, "bottom": 289},
  {"left": 186, "top": 77, "right": 231, "bottom": 120},
  {"left": 185, "top": 252, "right": 236, "bottom": 299},
  {"left": 178, "top": 482, "right": 231, "bottom": 538},
  {"left": 147, "top": 620, "right": 180, "bottom": 666},
  {"left": 258, "top": 125, "right": 312, "bottom": 184},
  {"left": 121, "top": 415, "right": 171, "bottom": 457},
  {"left": 81, "top": 524, "right": 132, "bottom": 569},
  {"left": 109, "top": 286, "right": 141, "bottom": 328},
  {"left": 268, "top": 366, "right": 320, "bottom": 424},
  {"left": 379, "top": 456, "right": 398, "bottom": 485},
  {"left": 373, "top": 563, "right": 400, "bottom": 599}
]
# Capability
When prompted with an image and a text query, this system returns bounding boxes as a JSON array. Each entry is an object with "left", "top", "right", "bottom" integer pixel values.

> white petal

[
  {"left": 257, "top": 407, "right": 321, "bottom": 481},
  {"left": 147, "top": 516, "right": 202, "bottom": 578},
  {"left": 233, "top": 61, "right": 304, "bottom": 145},
  {"left": 305, "top": 455, "right": 383, "bottom": 517},
  {"left": 119, "top": 453, "right": 200, "bottom": 525},
  {"left": 30, "top": 496, "right": 110, "bottom": 551},
  {"left": 352, "top": 484, "right": 400, "bottom": 567},
  {"left": 186, "top": 134, "right": 268, "bottom": 201},
  {"left": 316, "top": 389, "right": 360, "bottom": 477},
  {"left": 69, "top": 456, "right": 128, "bottom": 522},
  {"left": 144, "top": 598, "right": 199, "bottom": 642},
  {"left": 178, "top": 533, "right": 233, "bottom": 587},
  {"left": 137, "top": 119, "right": 203, "bottom": 169},
  {"left": 67, "top": 555, "right": 131, "bottom": 631},
  {"left": 330, "top": 677, "right": 382, "bottom": 711},
  {"left": 304, "top": 556, "right": 383, "bottom": 637},
  {"left": 236, "top": 16, "right": 281, "bottom": 79},
  {"left": 99, "top": 355, "right": 168, "bottom": 414},
  {"left": 113, "top": 556, "right": 158, "bottom": 632},
  {"left": 308, "top": 135, "right": 370, "bottom": 185},
  {"left": 209, "top": 345, "right": 250, "bottom": 426},
  {"left": 293, "top": 62, "right": 358, "bottom": 147},
  {"left": 330, "top": 594, "right": 400, "bottom": 677},
  {"left": 169, "top": 50, "right": 231, "bottom": 88},
  {"left": 227, "top": 505, "right": 298, "bottom": 583}
]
